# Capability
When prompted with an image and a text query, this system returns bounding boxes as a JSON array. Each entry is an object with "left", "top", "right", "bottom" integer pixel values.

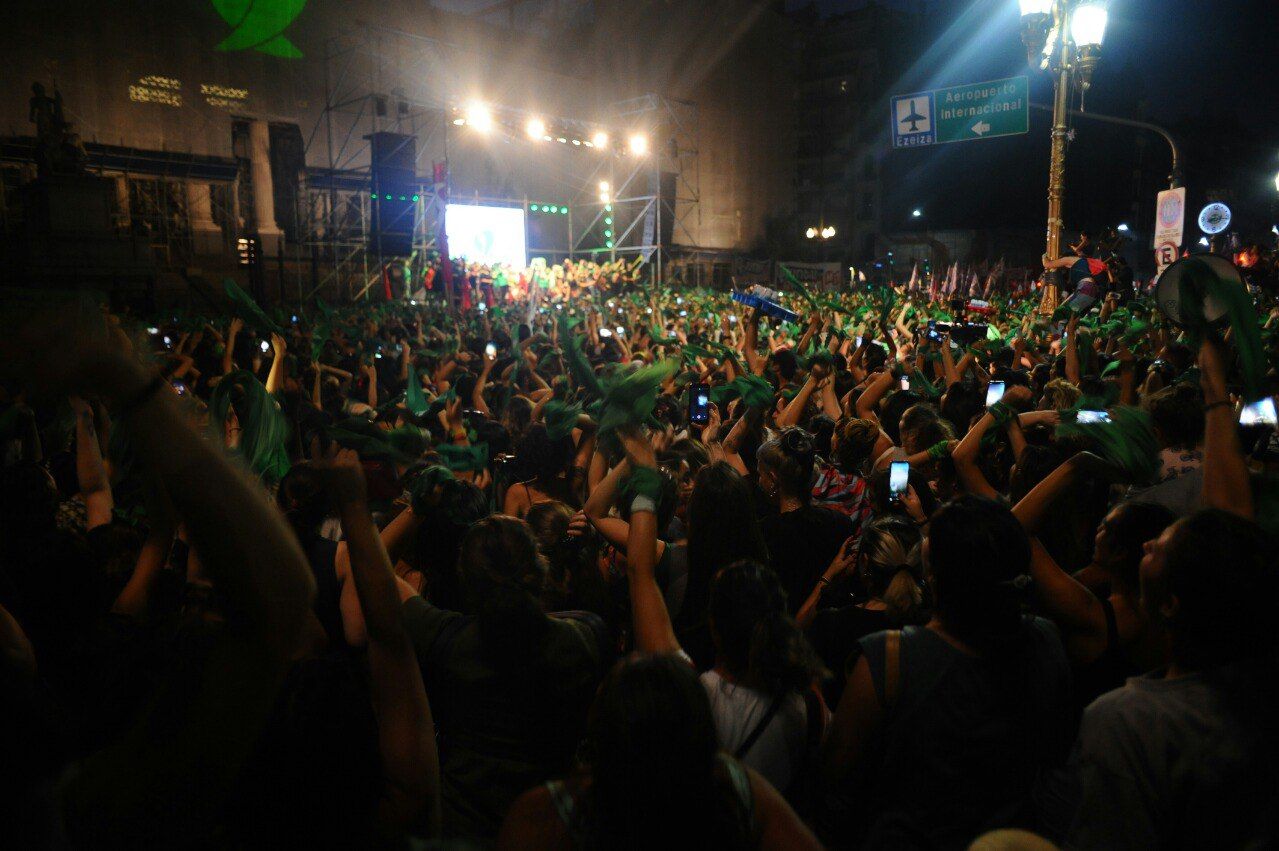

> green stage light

[
  {"left": 529, "top": 203, "right": 537, "bottom": 211},
  {"left": 543, "top": 205, "right": 553, "bottom": 212},
  {"left": 560, "top": 206, "right": 568, "bottom": 214},
  {"left": 412, "top": 194, "right": 420, "bottom": 202},
  {"left": 398, "top": 195, "right": 406, "bottom": 201},
  {"left": 384, "top": 194, "right": 392, "bottom": 200},
  {"left": 604, "top": 216, "right": 612, "bottom": 225},
  {"left": 605, "top": 204, "right": 613, "bottom": 212},
  {"left": 606, "top": 240, "right": 614, "bottom": 248},
  {"left": 604, "top": 229, "right": 612, "bottom": 237}
]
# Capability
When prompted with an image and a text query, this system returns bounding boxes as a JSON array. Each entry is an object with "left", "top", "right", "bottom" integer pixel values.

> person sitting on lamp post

[{"left": 1041, "top": 250, "right": 1112, "bottom": 315}]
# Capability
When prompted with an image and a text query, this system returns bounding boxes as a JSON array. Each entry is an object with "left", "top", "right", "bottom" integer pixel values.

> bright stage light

[
  {"left": 452, "top": 117, "right": 465, "bottom": 126},
  {"left": 822, "top": 226, "right": 836, "bottom": 238},
  {"left": 806, "top": 227, "right": 817, "bottom": 239},
  {"left": 1019, "top": 0, "right": 1051, "bottom": 15},
  {"left": 526, "top": 118, "right": 546, "bottom": 139},
  {"left": 911, "top": 208, "right": 922, "bottom": 218},
  {"left": 628, "top": 134, "right": 648, "bottom": 156},
  {"left": 572, "top": 139, "right": 581, "bottom": 146},
  {"left": 599, "top": 181, "right": 610, "bottom": 192},
  {"left": 465, "top": 103, "right": 493, "bottom": 133},
  {"left": 592, "top": 131, "right": 609, "bottom": 148},
  {"left": 1117, "top": 223, "right": 1129, "bottom": 232},
  {"left": 1198, "top": 236, "right": 1210, "bottom": 247}
]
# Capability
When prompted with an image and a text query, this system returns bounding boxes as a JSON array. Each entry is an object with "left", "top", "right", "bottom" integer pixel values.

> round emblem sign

[{"left": 1158, "top": 193, "right": 1183, "bottom": 228}]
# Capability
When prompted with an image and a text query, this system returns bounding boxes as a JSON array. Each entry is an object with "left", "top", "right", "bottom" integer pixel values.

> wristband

[
  {"left": 629, "top": 495, "right": 658, "bottom": 515},
  {"left": 621, "top": 466, "right": 664, "bottom": 504},
  {"left": 986, "top": 401, "right": 1015, "bottom": 427},
  {"left": 118, "top": 374, "right": 167, "bottom": 418},
  {"left": 926, "top": 440, "right": 951, "bottom": 461}
]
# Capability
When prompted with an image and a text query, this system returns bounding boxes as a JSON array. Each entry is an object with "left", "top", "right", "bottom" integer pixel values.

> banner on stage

[{"left": 776, "top": 261, "right": 842, "bottom": 292}]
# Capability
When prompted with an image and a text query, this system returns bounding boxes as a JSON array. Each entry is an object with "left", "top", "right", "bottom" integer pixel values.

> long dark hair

[
  {"left": 710, "top": 560, "right": 827, "bottom": 696},
  {"left": 680, "top": 462, "right": 769, "bottom": 632},
  {"left": 458, "top": 515, "right": 549, "bottom": 668},
  {"left": 413, "top": 478, "right": 489, "bottom": 612},
  {"left": 927, "top": 496, "right": 1031, "bottom": 658},
  {"left": 583, "top": 654, "right": 753, "bottom": 850}
]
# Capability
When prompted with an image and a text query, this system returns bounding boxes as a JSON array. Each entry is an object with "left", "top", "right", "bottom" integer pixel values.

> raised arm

[
  {"left": 619, "top": 429, "right": 682, "bottom": 655},
  {"left": 70, "top": 394, "right": 114, "bottom": 529},
  {"left": 471, "top": 348, "right": 496, "bottom": 417},
  {"left": 1012, "top": 454, "right": 1108, "bottom": 636},
  {"left": 743, "top": 308, "right": 766, "bottom": 375},
  {"left": 221, "top": 316, "right": 243, "bottom": 375},
  {"left": 58, "top": 347, "right": 315, "bottom": 843},
  {"left": 854, "top": 368, "right": 895, "bottom": 422},
  {"left": 264, "top": 333, "right": 287, "bottom": 395},
  {"left": 324, "top": 450, "right": 440, "bottom": 834},
  {"left": 582, "top": 452, "right": 638, "bottom": 552},
  {"left": 1199, "top": 337, "right": 1253, "bottom": 519}
]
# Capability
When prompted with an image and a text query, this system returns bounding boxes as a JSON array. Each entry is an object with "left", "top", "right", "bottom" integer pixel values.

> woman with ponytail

[
  {"left": 401, "top": 514, "right": 609, "bottom": 841},
  {"left": 819, "top": 496, "right": 1073, "bottom": 848},
  {"left": 799, "top": 516, "right": 930, "bottom": 704}
]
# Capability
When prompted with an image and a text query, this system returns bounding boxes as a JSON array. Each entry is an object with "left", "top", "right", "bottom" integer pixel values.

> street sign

[
  {"left": 891, "top": 76, "right": 1028, "bottom": 148},
  {"left": 890, "top": 92, "right": 935, "bottom": 148},
  {"left": 1154, "top": 187, "right": 1186, "bottom": 249},
  {"left": 1155, "top": 241, "right": 1179, "bottom": 273}
]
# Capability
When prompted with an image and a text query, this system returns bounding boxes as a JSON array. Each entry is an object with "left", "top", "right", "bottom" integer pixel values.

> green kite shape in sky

[{"left": 212, "top": 0, "right": 308, "bottom": 58}]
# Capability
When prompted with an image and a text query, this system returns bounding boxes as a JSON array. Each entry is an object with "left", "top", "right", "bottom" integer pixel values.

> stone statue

[{"left": 29, "top": 81, "right": 84, "bottom": 177}]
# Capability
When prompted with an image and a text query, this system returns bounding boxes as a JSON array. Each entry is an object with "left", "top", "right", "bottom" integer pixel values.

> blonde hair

[
  {"left": 860, "top": 517, "right": 925, "bottom": 622},
  {"left": 1040, "top": 379, "right": 1081, "bottom": 412}
]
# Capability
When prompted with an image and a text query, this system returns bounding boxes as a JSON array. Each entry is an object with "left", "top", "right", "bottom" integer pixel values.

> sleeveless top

[
  {"left": 1073, "top": 594, "right": 1135, "bottom": 712},
  {"left": 544, "top": 754, "right": 756, "bottom": 844}
]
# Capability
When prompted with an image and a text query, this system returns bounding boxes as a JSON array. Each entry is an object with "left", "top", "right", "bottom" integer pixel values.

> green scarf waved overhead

[
  {"left": 223, "top": 278, "right": 283, "bottom": 339},
  {"left": 1175, "top": 257, "right": 1267, "bottom": 403},
  {"left": 208, "top": 370, "right": 291, "bottom": 483},
  {"left": 1055, "top": 406, "right": 1159, "bottom": 485},
  {"left": 437, "top": 442, "right": 489, "bottom": 472},
  {"left": 710, "top": 374, "right": 774, "bottom": 410},
  {"left": 597, "top": 361, "right": 679, "bottom": 436},
  {"left": 544, "top": 400, "right": 583, "bottom": 441},
  {"left": 405, "top": 361, "right": 429, "bottom": 417},
  {"left": 778, "top": 264, "right": 821, "bottom": 312}
]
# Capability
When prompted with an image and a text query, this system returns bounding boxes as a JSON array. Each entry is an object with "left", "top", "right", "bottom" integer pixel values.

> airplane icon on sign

[{"left": 901, "top": 100, "right": 927, "bottom": 132}]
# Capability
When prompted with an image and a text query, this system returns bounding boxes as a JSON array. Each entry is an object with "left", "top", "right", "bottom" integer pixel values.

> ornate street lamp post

[{"left": 1019, "top": 0, "right": 1108, "bottom": 312}]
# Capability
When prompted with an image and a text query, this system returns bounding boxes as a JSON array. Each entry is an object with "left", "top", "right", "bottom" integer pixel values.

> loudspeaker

[
  {"left": 368, "top": 132, "right": 417, "bottom": 256},
  {"left": 1154, "top": 254, "right": 1242, "bottom": 327}
]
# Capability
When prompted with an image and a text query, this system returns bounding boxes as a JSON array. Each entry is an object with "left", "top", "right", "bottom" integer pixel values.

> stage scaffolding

[{"left": 302, "top": 23, "right": 700, "bottom": 299}]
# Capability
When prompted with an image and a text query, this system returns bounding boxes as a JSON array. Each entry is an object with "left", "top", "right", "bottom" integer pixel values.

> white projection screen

[{"left": 445, "top": 204, "right": 527, "bottom": 267}]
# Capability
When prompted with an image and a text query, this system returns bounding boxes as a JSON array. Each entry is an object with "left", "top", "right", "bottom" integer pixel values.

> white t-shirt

[{"left": 701, "top": 669, "right": 808, "bottom": 792}]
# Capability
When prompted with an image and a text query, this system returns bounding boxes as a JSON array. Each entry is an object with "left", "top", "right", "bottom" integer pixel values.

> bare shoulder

[
  {"left": 745, "top": 765, "right": 824, "bottom": 850},
  {"left": 496, "top": 785, "right": 571, "bottom": 851}
]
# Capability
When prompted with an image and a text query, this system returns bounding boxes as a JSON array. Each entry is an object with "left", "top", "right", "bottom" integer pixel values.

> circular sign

[
  {"left": 1158, "top": 192, "right": 1183, "bottom": 228},
  {"left": 1154, "top": 242, "right": 1178, "bottom": 270},
  {"left": 1198, "top": 202, "right": 1232, "bottom": 235}
]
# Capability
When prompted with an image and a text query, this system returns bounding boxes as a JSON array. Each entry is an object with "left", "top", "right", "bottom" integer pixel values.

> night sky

[{"left": 790, "top": 0, "right": 1279, "bottom": 260}]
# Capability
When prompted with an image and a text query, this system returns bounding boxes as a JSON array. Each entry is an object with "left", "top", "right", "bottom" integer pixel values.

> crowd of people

[{"left": 1, "top": 255, "right": 1276, "bottom": 850}]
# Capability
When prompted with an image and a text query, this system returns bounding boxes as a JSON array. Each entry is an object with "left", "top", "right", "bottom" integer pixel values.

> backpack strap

[
  {"left": 733, "top": 695, "right": 786, "bottom": 760},
  {"left": 883, "top": 629, "right": 902, "bottom": 713}
]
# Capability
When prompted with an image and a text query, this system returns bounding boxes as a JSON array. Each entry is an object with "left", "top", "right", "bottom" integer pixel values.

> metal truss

[
  {"left": 569, "top": 94, "right": 700, "bottom": 286},
  {"left": 303, "top": 22, "right": 699, "bottom": 296}
]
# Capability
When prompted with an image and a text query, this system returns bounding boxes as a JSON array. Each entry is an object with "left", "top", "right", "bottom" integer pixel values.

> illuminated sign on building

[{"left": 212, "top": 0, "right": 309, "bottom": 59}]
